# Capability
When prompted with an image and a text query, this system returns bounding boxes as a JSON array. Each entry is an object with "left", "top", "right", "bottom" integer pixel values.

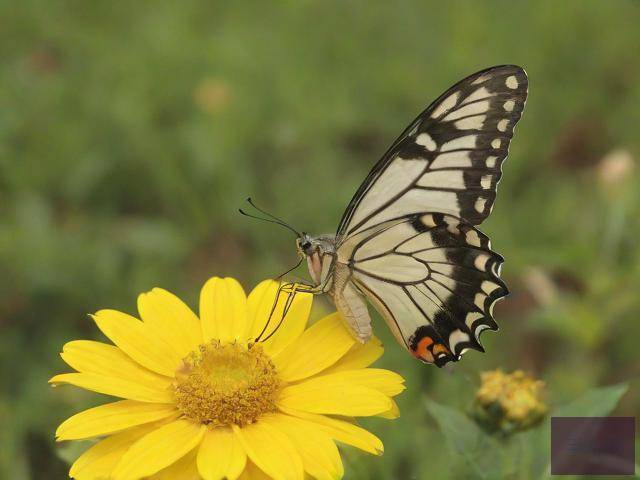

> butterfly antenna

[
  {"left": 238, "top": 208, "right": 301, "bottom": 236},
  {"left": 239, "top": 198, "right": 301, "bottom": 237}
]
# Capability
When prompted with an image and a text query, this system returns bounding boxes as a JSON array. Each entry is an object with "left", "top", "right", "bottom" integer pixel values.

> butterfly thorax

[
  {"left": 297, "top": 233, "right": 373, "bottom": 343},
  {"left": 296, "top": 234, "right": 337, "bottom": 290}
]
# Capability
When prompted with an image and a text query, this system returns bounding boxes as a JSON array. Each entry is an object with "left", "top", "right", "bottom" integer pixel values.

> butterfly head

[
  {"left": 296, "top": 234, "right": 337, "bottom": 287},
  {"left": 296, "top": 234, "right": 336, "bottom": 257},
  {"left": 295, "top": 233, "right": 315, "bottom": 257}
]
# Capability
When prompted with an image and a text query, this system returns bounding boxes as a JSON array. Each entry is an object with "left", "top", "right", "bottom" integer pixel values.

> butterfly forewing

[
  {"left": 334, "top": 65, "right": 527, "bottom": 366},
  {"left": 337, "top": 65, "right": 528, "bottom": 239}
]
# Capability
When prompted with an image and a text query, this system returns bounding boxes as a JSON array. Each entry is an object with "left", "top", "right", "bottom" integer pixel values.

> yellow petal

[
  {"left": 322, "top": 336, "right": 384, "bottom": 374},
  {"left": 268, "top": 414, "right": 343, "bottom": 480},
  {"left": 308, "top": 369, "right": 405, "bottom": 397},
  {"left": 233, "top": 416, "right": 304, "bottom": 480},
  {"left": 93, "top": 309, "right": 180, "bottom": 376},
  {"left": 246, "top": 280, "right": 312, "bottom": 356},
  {"left": 197, "top": 427, "right": 247, "bottom": 480},
  {"left": 151, "top": 450, "right": 201, "bottom": 480},
  {"left": 112, "top": 419, "right": 206, "bottom": 480},
  {"left": 61, "top": 340, "right": 173, "bottom": 387},
  {"left": 279, "top": 377, "right": 392, "bottom": 417},
  {"left": 49, "top": 373, "right": 173, "bottom": 403},
  {"left": 377, "top": 399, "right": 400, "bottom": 419},
  {"left": 279, "top": 407, "right": 383, "bottom": 455},
  {"left": 273, "top": 312, "right": 355, "bottom": 382},
  {"left": 200, "top": 277, "right": 248, "bottom": 343},
  {"left": 137, "top": 288, "right": 202, "bottom": 357},
  {"left": 56, "top": 400, "right": 178, "bottom": 441},
  {"left": 69, "top": 422, "right": 160, "bottom": 480},
  {"left": 238, "top": 461, "right": 272, "bottom": 480}
]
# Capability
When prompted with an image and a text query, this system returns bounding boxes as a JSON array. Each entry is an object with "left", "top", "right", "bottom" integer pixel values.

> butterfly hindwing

[
  {"left": 337, "top": 65, "right": 528, "bottom": 240},
  {"left": 344, "top": 213, "right": 507, "bottom": 365}
]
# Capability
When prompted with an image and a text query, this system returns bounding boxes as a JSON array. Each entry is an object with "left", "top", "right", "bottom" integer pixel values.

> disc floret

[{"left": 173, "top": 341, "right": 280, "bottom": 426}]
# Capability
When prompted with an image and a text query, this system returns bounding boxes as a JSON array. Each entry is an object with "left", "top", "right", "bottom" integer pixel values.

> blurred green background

[{"left": 1, "top": 1, "right": 639, "bottom": 478}]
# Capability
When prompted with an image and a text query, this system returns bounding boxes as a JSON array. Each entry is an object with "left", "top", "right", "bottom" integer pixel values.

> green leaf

[
  {"left": 554, "top": 382, "right": 629, "bottom": 417},
  {"left": 425, "top": 399, "right": 500, "bottom": 479}
]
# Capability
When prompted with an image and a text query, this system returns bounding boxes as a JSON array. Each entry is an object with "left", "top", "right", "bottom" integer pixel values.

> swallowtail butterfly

[{"left": 259, "top": 65, "right": 528, "bottom": 367}]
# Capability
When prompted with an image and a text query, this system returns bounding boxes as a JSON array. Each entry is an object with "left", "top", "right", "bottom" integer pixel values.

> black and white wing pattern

[
  {"left": 340, "top": 213, "right": 507, "bottom": 366},
  {"left": 336, "top": 65, "right": 527, "bottom": 366},
  {"left": 337, "top": 65, "right": 527, "bottom": 237}
]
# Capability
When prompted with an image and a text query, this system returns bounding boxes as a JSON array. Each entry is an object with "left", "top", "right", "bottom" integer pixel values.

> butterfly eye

[{"left": 301, "top": 241, "right": 312, "bottom": 250}]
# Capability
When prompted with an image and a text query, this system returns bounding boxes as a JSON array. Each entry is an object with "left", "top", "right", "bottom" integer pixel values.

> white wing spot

[
  {"left": 474, "top": 197, "right": 487, "bottom": 213},
  {"left": 474, "top": 293, "right": 487, "bottom": 310},
  {"left": 465, "top": 312, "right": 484, "bottom": 328},
  {"left": 465, "top": 230, "right": 482, "bottom": 247},
  {"left": 491, "top": 138, "right": 501, "bottom": 149},
  {"left": 481, "top": 280, "right": 501, "bottom": 294},
  {"left": 419, "top": 170, "right": 465, "bottom": 189},
  {"left": 506, "top": 75, "right": 518, "bottom": 89},
  {"left": 416, "top": 133, "right": 437, "bottom": 151},
  {"left": 441, "top": 135, "right": 477, "bottom": 152},
  {"left": 455, "top": 115, "right": 485, "bottom": 130},
  {"left": 486, "top": 156, "right": 498, "bottom": 168},
  {"left": 481, "top": 175, "right": 492, "bottom": 189},
  {"left": 474, "top": 254, "right": 489, "bottom": 272},
  {"left": 445, "top": 100, "right": 489, "bottom": 121},
  {"left": 471, "top": 74, "right": 490, "bottom": 86},
  {"left": 446, "top": 217, "right": 460, "bottom": 235},
  {"left": 431, "top": 92, "right": 460, "bottom": 119},
  {"left": 497, "top": 119, "right": 509, "bottom": 132},
  {"left": 430, "top": 151, "right": 473, "bottom": 169},
  {"left": 503, "top": 100, "right": 515, "bottom": 112},
  {"left": 449, "top": 330, "right": 470, "bottom": 351},
  {"left": 420, "top": 214, "right": 437, "bottom": 228},
  {"left": 463, "top": 87, "right": 491, "bottom": 104}
]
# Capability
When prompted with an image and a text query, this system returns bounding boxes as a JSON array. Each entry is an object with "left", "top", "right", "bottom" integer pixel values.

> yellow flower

[
  {"left": 51, "top": 278, "right": 405, "bottom": 480},
  {"left": 473, "top": 369, "right": 547, "bottom": 433}
]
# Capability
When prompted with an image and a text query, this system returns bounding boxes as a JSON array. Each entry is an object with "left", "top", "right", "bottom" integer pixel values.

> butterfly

[{"left": 246, "top": 65, "right": 528, "bottom": 367}]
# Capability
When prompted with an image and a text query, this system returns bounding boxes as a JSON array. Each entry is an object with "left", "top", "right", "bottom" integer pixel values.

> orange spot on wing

[
  {"left": 412, "top": 336, "right": 435, "bottom": 363},
  {"left": 433, "top": 344, "right": 451, "bottom": 357}
]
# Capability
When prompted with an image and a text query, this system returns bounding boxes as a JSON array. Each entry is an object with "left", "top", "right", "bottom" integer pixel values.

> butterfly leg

[
  {"left": 279, "top": 281, "right": 323, "bottom": 295},
  {"left": 253, "top": 281, "right": 315, "bottom": 343}
]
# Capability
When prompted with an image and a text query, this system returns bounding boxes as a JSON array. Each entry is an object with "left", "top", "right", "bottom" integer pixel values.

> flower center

[{"left": 173, "top": 341, "right": 280, "bottom": 426}]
